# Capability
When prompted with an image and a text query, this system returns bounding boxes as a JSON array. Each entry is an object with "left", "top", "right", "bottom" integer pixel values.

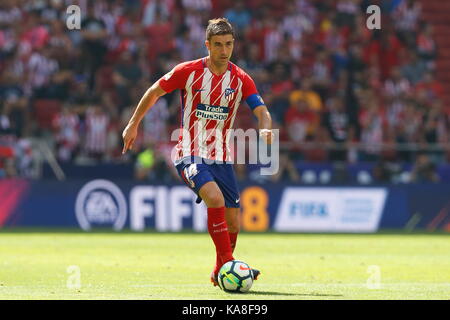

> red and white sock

[{"left": 207, "top": 207, "right": 234, "bottom": 275}]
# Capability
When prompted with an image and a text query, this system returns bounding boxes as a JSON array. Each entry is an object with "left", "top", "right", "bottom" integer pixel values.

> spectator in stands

[
  {"left": 14, "top": 138, "right": 34, "bottom": 178},
  {"left": 284, "top": 98, "right": 320, "bottom": 159},
  {"left": 27, "top": 46, "right": 59, "bottom": 95},
  {"left": 47, "top": 20, "right": 74, "bottom": 68},
  {"left": 52, "top": 104, "right": 80, "bottom": 162},
  {"left": 322, "top": 97, "right": 351, "bottom": 162},
  {"left": 182, "top": 0, "right": 212, "bottom": 12},
  {"left": 311, "top": 49, "right": 332, "bottom": 100},
  {"left": 303, "top": 126, "right": 329, "bottom": 162},
  {"left": 0, "top": 0, "right": 22, "bottom": 29},
  {"left": 415, "top": 71, "right": 444, "bottom": 100},
  {"left": 34, "top": 70, "right": 72, "bottom": 101},
  {"left": 0, "top": 105, "right": 12, "bottom": 136},
  {"left": 282, "top": 1, "right": 314, "bottom": 42},
  {"left": 135, "top": 142, "right": 176, "bottom": 182},
  {"left": 289, "top": 77, "right": 323, "bottom": 113},
  {"left": 394, "top": 100, "right": 423, "bottom": 162},
  {"left": 175, "top": 25, "right": 197, "bottom": 62},
  {"left": 372, "top": 160, "right": 393, "bottom": 183},
  {"left": 262, "top": 17, "right": 283, "bottom": 63},
  {"left": 410, "top": 153, "right": 440, "bottom": 183},
  {"left": 0, "top": 71, "right": 28, "bottom": 138},
  {"left": 142, "top": 0, "right": 172, "bottom": 27},
  {"left": 141, "top": 96, "right": 170, "bottom": 146},
  {"left": 145, "top": 9, "right": 176, "bottom": 62},
  {"left": 400, "top": 51, "right": 428, "bottom": 85},
  {"left": 416, "top": 22, "right": 437, "bottom": 67},
  {"left": 384, "top": 67, "right": 411, "bottom": 98},
  {"left": 135, "top": 145, "right": 156, "bottom": 180},
  {"left": 224, "top": 0, "right": 251, "bottom": 36},
  {"left": 80, "top": 5, "right": 108, "bottom": 90},
  {"left": 112, "top": 51, "right": 143, "bottom": 111},
  {"left": 268, "top": 63, "right": 293, "bottom": 123},
  {"left": 83, "top": 103, "right": 110, "bottom": 161},
  {"left": 423, "top": 100, "right": 449, "bottom": 146},
  {"left": 0, "top": 145, "right": 16, "bottom": 178},
  {"left": 19, "top": 9, "right": 50, "bottom": 54},
  {"left": 0, "top": 0, "right": 447, "bottom": 181},
  {"left": 358, "top": 98, "right": 386, "bottom": 162},
  {"left": 322, "top": 23, "right": 345, "bottom": 54},
  {"left": 335, "top": 0, "right": 360, "bottom": 28},
  {"left": 70, "top": 76, "right": 94, "bottom": 107},
  {"left": 393, "top": 0, "right": 421, "bottom": 45},
  {"left": 370, "top": 29, "right": 404, "bottom": 81}
]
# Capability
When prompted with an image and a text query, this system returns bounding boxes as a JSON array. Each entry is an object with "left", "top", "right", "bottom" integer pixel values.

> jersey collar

[{"left": 203, "top": 57, "right": 232, "bottom": 76}]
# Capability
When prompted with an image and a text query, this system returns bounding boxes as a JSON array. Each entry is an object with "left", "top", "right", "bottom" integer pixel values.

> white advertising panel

[{"left": 274, "top": 188, "right": 387, "bottom": 232}]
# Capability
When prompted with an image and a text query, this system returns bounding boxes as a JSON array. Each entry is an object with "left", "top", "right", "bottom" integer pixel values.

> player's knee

[{"left": 205, "top": 192, "right": 225, "bottom": 208}]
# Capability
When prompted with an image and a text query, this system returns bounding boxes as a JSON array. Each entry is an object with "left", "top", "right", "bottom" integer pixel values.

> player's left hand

[{"left": 259, "top": 129, "right": 273, "bottom": 145}]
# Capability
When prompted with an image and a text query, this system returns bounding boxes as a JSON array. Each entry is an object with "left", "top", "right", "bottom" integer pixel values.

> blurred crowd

[{"left": 0, "top": 0, "right": 448, "bottom": 182}]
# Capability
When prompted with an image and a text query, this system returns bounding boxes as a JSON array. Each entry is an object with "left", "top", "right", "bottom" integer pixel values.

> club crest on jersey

[{"left": 224, "top": 88, "right": 235, "bottom": 101}]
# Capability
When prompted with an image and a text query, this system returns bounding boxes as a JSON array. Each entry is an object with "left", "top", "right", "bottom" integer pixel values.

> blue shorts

[{"left": 175, "top": 158, "right": 240, "bottom": 208}]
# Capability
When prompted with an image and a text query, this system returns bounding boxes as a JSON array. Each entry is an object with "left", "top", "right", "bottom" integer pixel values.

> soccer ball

[{"left": 218, "top": 260, "right": 254, "bottom": 293}]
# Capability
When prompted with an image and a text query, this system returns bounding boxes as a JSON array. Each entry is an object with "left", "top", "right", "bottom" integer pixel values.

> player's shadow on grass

[{"left": 232, "top": 291, "right": 343, "bottom": 297}]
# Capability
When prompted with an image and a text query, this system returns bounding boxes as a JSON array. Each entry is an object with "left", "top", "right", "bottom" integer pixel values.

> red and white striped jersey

[
  {"left": 52, "top": 112, "right": 80, "bottom": 147},
  {"left": 158, "top": 57, "right": 264, "bottom": 163},
  {"left": 85, "top": 109, "right": 110, "bottom": 154}
]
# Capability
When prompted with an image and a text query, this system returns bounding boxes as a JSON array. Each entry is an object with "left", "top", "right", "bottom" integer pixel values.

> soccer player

[{"left": 122, "top": 18, "right": 273, "bottom": 286}]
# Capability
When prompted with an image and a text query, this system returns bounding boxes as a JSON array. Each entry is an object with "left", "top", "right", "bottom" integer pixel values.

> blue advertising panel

[{"left": 1, "top": 179, "right": 449, "bottom": 232}]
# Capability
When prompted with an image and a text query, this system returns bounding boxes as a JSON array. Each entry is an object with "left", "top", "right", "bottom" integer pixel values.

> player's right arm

[{"left": 122, "top": 82, "right": 167, "bottom": 154}]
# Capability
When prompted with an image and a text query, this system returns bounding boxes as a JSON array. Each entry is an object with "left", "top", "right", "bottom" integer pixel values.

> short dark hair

[{"left": 205, "top": 18, "right": 235, "bottom": 41}]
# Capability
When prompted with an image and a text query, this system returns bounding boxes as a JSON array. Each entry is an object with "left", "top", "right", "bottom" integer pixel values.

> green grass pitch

[{"left": 0, "top": 230, "right": 449, "bottom": 299}]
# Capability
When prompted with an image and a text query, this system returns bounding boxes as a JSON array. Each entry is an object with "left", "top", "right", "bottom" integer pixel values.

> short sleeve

[
  {"left": 157, "top": 63, "right": 189, "bottom": 93},
  {"left": 242, "top": 73, "right": 265, "bottom": 110},
  {"left": 241, "top": 73, "right": 258, "bottom": 100}
]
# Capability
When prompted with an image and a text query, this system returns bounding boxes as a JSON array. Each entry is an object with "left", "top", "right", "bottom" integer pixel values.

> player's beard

[{"left": 213, "top": 55, "right": 229, "bottom": 67}]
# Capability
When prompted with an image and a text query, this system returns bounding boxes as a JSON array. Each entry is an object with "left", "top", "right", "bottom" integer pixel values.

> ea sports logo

[{"left": 75, "top": 180, "right": 127, "bottom": 231}]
